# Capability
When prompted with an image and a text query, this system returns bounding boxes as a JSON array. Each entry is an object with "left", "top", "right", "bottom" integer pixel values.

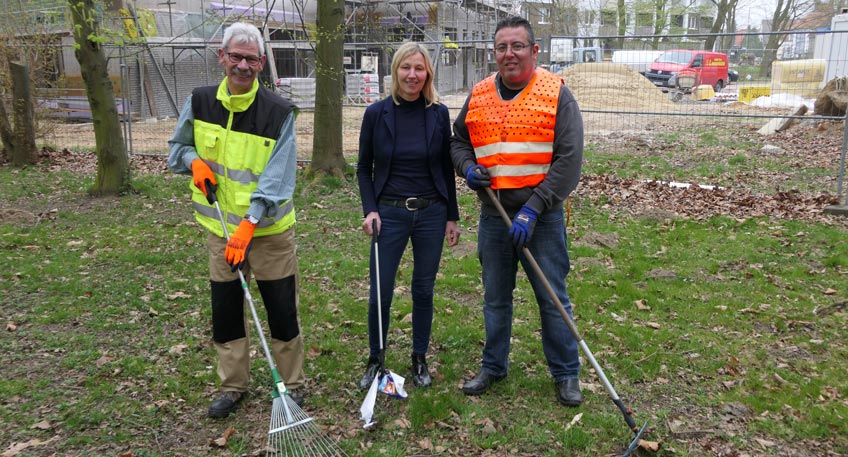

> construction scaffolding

[
  {"left": 111, "top": 0, "right": 515, "bottom": 115},
  {"left": 6, "top": 1, "right": 514, "bottom": 118},
  {"left": 342, "top": 0, "right": 514, "bottom": 97}
]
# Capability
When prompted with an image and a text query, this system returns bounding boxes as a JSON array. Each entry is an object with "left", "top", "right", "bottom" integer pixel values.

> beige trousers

[{"left": 208, "top": 229, "right": 305, "bottom": 391}]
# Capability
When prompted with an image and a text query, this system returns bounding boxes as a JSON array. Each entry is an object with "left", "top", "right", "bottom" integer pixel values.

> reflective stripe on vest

[
  {"left": 466, "top": 69, "right": 562, "bottom": 189},
  {"left": 190, "top": 79, "right": 295, "bottom": 238}
]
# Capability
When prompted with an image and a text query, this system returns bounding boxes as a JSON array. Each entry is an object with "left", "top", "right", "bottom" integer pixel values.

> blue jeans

[
  {"left": 368, "top": 200, "right": 447, "bottom": 356},
  {"left": 476, "top": 209, "right": 581, "bottom": 382}
]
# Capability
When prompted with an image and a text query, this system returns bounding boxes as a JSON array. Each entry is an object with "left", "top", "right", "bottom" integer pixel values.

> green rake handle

[{"left": 483, "top": 188, "right": 642, "bottom": 436}]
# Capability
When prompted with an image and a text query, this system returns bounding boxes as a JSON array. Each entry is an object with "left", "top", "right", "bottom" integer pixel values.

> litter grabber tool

[
  {"left": 205, "top": 181, "right": 347, "bottom": 456},
  {"left": 484, "top": 187, "right": 649, "bottom": 456},
  {"left": 360, "top": 219, "right": 408, "bottom": 429}
]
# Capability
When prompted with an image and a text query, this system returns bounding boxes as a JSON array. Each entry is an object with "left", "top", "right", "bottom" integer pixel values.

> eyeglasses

[
  {"left": 494, "top": 42, "right": 531, "bottom": 55},
  {"left": 226, "top": 52, "right": 262, "bottom": 67}
]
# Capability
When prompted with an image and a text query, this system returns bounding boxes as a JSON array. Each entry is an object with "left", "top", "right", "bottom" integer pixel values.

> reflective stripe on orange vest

[{"left": 466, "top": 68, "right": 562, "bottom": 189}]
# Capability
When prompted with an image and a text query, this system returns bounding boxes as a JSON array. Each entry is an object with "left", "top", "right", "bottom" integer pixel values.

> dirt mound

[
  {"left": 558, "top": 62, "right": 673, "bottom": 111},
  {"left": 814, "top": 76, "right": 848, "bottom": 116}
]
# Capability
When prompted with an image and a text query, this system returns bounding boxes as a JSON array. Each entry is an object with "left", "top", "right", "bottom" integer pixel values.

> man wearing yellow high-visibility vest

[
  {"left": 168, "top": 22, "right": 305, "bottom": 419},
  {"left": 451, "top": 16, "right": 584, "bottom": 407}
]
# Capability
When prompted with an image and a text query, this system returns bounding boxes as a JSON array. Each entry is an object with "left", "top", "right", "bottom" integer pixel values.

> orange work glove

[
  {"left": 225, "top": 219, "right": 256, "bottom": 271},
  {"left": 191, "top": 159, "right": 217, "bottom": 198}
]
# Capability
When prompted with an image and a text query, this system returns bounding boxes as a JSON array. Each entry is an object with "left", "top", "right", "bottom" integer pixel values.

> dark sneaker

[
  {"left": 411, "top": 353, "right": 432, "bottom": 387},
  {"left": 207, "top": 391, "right": 244, "bottom": 418},
  {"left": 461, "top": 371, "right": 505, "bottom": 395},
  {"left": 359, "top": 356, "right": 381, "bottom": 390},
  {"left": 288, "top": 389, "right": 305, "bottom": 408},
  {"left": 556, "top": 379, "right": 583, "bottom": 407}
]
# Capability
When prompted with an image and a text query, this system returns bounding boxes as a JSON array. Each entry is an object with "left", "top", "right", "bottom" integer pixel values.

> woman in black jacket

[{"left": 356, "top": 42, "right": 460, "bottom": 389}]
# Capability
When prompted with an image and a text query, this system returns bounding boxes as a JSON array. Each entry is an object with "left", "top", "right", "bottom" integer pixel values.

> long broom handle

[
  {"left": 205, "top": 182, "right": 290, "bottom": 400},
  {"left": 484, "top": 187, "right": 639, "bottom": 433}
]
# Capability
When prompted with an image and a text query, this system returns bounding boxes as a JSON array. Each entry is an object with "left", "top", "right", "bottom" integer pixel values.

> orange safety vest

[{"left": 465, "top": 68, "right": 562, "bottom": 189}]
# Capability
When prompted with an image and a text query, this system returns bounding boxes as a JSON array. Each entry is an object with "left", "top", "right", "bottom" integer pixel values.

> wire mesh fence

[{"left": 32, "top": 29, "right": 848, "bottom": 203}]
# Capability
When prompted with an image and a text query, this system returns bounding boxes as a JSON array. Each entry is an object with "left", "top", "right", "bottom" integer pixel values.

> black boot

[
  {"left": 359, "top": 355, "right": 381, "bottom": 390},
  {"left": 411, "top": 353, "right": 432, "bottom": 387}
]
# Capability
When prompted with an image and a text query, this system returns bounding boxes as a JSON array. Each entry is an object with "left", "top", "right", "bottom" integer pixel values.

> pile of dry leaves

[{"left": 18, "top": 118, "right": 848, "bottom": 229}]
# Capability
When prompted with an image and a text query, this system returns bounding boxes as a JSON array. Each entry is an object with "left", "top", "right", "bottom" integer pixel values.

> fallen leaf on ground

[
  {"left": 2, "top": 436, "right": 59, "bottom": 457},
  {"left": 638, "top": 439, "right": 661, "bottom": 452},
  {"left": 564, "top": 413, "right": 583, "bottom": 431},
  {"left": 167, "top": 291, "right": 192, "bottom": 300},
  {"left": 754, "top": 437, "right": 778, "bottom": 447},
  {"left": 209, "top": 427, "right": 236, "bottom": 448},
  {"left": 418, "top": 437, "right": 433, "bottom": 450},
  {"left": 30, "top": 420, "right": 51, "bottom": 430},
  {"left": 168, "top": 344, "right": 188, "bottom": 355}
]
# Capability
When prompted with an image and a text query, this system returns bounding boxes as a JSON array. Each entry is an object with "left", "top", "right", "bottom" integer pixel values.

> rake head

[{"left": 265, "top": 394, "right": 348, "bottom": 456}]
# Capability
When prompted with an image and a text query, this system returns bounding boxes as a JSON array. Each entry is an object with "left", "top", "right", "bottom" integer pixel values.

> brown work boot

[{"left": 207, "top": 391, "right": 244, "bottom": 418}]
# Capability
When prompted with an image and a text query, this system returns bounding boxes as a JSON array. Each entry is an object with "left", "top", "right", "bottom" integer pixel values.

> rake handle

[{"left": 483, "top": 187, "right": 640, "bottom": 434}]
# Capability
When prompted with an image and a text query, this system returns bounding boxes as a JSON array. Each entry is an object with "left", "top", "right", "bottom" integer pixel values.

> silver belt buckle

[{"left": 405, "top": 197, "right": 418, "bottom": 211}]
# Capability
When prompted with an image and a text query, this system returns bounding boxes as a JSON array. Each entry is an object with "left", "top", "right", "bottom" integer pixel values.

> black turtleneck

[{"left": 381, "top": 95, "right": 438, "bottom": 200}]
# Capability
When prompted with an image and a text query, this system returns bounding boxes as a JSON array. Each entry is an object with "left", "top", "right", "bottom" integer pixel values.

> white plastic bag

[{"left": 359, "top": 370, "right": 408, "bottom": 428}]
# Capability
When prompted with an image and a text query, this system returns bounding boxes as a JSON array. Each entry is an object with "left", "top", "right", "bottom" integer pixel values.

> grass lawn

[{"left": 1, "top": 133, "right": 846, "bottom": 456}]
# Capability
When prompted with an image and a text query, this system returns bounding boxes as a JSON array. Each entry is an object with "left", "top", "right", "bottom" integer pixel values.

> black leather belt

[{"left": 379, "top": 197, "right": 434, "bottom": 211}]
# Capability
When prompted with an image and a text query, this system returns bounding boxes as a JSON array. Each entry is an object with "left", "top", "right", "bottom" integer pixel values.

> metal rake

[{"left": 265, "top": 394, "right": 348, "bottom": 456}]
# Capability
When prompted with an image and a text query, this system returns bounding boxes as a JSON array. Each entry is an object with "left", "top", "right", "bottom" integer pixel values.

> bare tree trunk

[
  {"left": 310, "top": 0, "right": 346, "bottom": 177},
  {"left": 651, "top": 0, "right": 670, "bottom": 49},
  {"left": 68, "top": 0, "right": 130, "bottom": 195},
  {"left": 705, "top": 0, "right": 734, "bottom": 51},
  {"left": 9, "top": 61, "right": 37, "bottom": 166},
  {"left": 616, "top": 0, "right": 626, "bottom": 49},
  {"left": 0, "top": 84, "right": 14, "bottom": 163}
]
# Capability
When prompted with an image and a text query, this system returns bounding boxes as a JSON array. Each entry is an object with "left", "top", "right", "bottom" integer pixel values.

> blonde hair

[{"left": 390, "top": 42, "right": 439, "bottom": 107}]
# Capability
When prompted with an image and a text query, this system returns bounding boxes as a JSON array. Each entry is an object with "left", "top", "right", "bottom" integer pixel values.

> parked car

[
  {"left": 728, "top": 69, "right": 739, "bottom": 82},
  {"left": 645, "top": 50, "right": 730, "bottom": 92}
]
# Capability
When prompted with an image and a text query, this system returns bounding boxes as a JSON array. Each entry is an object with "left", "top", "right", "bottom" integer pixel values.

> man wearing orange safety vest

[{"left": 451, "top": 16, "right": 584, "bottom": 407}]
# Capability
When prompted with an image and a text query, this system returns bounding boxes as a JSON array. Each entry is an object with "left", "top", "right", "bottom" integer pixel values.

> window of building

[
  {"left": 688, "top": 16, "right": 699, "bottom": 29},
  {"left": 636, "top": 12, "right": 652, "bottom": 27}
]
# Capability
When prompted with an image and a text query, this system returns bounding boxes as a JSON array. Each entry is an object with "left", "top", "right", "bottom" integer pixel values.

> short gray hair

[{"left": 222, "top": 22, "right": 265, "bottom": 57}]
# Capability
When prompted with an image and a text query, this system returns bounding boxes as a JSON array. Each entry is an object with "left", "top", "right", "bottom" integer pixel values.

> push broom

[
  {"left": 205, "top": 182, "right": 347, "bottom": 456},
  {"left": 484, "top": 187, "right": 648, "bottom": 456}
]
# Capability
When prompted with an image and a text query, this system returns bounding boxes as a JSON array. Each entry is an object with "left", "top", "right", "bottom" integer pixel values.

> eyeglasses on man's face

[
  {"left": 494, "top": 42, "right": 531, "bottom": 55},
  {"left": 226, "top": 52, "right": 262, "bottom": 67}
]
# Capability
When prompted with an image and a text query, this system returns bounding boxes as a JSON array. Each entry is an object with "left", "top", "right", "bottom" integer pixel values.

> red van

[{"left": 645, "top": 50, "right": 730, "bottom": 92}]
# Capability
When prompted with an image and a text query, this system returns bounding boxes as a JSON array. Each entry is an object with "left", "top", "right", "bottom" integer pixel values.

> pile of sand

[{"left": 557, "top": 63, "right": 673, "bottom": 111}]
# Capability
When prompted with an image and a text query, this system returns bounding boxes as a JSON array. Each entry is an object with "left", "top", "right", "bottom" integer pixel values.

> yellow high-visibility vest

[{"left": 190, "top": 79, "right": 296, "bottom": 238}]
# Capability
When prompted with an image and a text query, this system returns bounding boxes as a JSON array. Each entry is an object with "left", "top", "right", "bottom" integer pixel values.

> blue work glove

[
  {"left": 509, "top": 205, "right": 539, "bottom": 247},
  {"left": 465, "top": 165, "right": 491, "bottom": 190}
]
